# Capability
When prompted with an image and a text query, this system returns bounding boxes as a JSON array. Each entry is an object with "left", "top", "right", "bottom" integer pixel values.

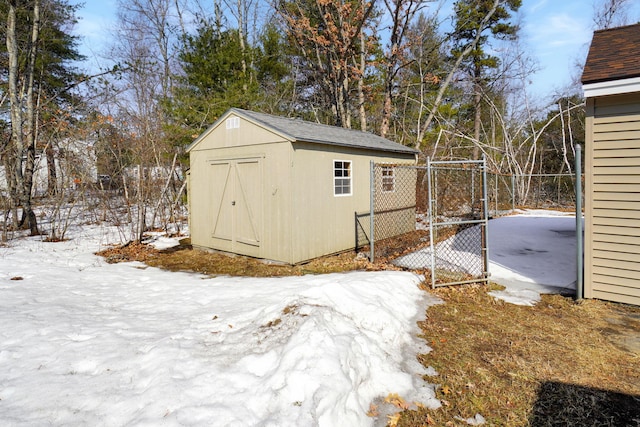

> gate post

[
  {"left": 576, "top": 144, "right": 583, "bottom": 300},
  {"left": 426, "top": 157, "right": 436, "bottom": 288},
  {"left": 369, "top": 160, "right": 375, "bottom": 263},
  {"left": 482, "top": 155, "right": 490, "bottom": 281}
]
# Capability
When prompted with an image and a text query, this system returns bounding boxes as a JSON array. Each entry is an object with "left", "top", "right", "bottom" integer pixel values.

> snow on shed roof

[{"left": 189, "top": 108, "right": 419, "bottom": 156}]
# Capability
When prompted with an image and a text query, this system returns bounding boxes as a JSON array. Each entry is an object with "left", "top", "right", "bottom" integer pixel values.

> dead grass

[
  {"left": 398, "top": 284, "right": 640, "bottom": 427},
  {"left": 97, "top": 237, "right": 640, "bottom": 426},
  {"left": 96, "top": 238, "right": 374, "bottom": 276}
]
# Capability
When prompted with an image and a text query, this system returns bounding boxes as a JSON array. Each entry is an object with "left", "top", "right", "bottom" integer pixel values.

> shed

[
  {"left": 582, "top": 23, "right": 640, "bottom": 306},
  {"left": 186, "top": 108, "right": 419, "bottom": 264}
]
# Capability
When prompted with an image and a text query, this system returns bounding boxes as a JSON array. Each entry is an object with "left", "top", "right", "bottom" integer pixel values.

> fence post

[
  {"left": 369, "top": 160, "right": 375, "bottom": 263},
  {"left": 482, "top": 155, "right": 490, "bottom": 281},
  {"left": 426, "top": 157, "right": 436, "bottom": 288},
  {"left": 471, "top": 169, "right": 475, "bottom": 209},
  {"left": 575, "top": 144, "right": 583, "bottom": 300},
  {"left": 494, "top": 173, "right": 498, "bottom": 215},
  {"left": 511, "top": 174, "right": 515, "bottom": 211}
]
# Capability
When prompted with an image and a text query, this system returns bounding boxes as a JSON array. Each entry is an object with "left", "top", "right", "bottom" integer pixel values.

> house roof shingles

[
  {"left": 230, "top": 108, "right": 419, "bottom": 155},
  {"left": 582, "top": 23, "right": 640, "bottom": 84}
]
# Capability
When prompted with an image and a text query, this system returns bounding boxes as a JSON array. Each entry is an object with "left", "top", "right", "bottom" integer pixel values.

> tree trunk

[
  {"left": 357, "top": 31, "right": 367, "bottom": 132},
  {"left": 6, "top": 0, "right": 40, "bottom": 235},
  {"left": 46, "top": 143, "right": 58, "bottom": 196},
  {"left": 237, "top": 0, "right": 248, "bottom": 90},
  {"left": 472, "top": 81, "right": 482, "bottom": 160}
]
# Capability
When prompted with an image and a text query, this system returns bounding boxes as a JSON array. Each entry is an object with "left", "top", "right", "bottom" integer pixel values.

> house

[
  {"left": 0, "top": 138, "right": 97, "bottom": 196},
  {"left": 582, "top": 23, "right": 640, "bottom": 306},
  {"left": 186, "top": 108, "right": 419, "bottom": 264}
]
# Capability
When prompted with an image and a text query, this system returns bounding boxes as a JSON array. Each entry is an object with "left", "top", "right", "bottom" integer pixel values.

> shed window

[
  {"left": 226, "top": 117, "right": 240, "bottom": 129},
  {"left": 334, "top": 160, "right": 352, "bottom": 196},
  {"left": 381, "top": 166, "right": 395, "bottom": 192}
]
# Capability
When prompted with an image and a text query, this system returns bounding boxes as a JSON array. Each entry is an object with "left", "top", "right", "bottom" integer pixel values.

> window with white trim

[
  {"left": 381, "top": 166, "right": 395, "bottom": 192},
  {"left": 334, "top": 160, "right": 352, "bottom": 196},
  {"left": 225, "top": 117, "right": 240, "bottom": 129}
]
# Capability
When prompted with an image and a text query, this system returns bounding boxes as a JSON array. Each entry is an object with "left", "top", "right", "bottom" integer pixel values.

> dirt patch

[{"left": 602, "top": 306, "right": 640, "bottom": 355}]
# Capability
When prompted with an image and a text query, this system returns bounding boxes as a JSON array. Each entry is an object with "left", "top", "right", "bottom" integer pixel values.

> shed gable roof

[
  {"left": 582, "top": 23, "right": 640, "bottom": 84},
  {"left": 189, "top": 108, "right": 418, "bottom": 155}
]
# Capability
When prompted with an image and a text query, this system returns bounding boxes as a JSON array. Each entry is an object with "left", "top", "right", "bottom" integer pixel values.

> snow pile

[{"left": 0, "top": 225, "right": 440, "bottom": 426}]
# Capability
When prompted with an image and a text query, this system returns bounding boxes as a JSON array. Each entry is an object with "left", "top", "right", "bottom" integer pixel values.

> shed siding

[
  {"left": 189, "top": 129, "right": 294, "bottom": 262},
  {"left": 188, "top": 110, "right": 417, "bottom": 265},
  {"left": 288, "top": 142, "right": 415, "bottom": 264},
  {"left": 585, "top": 93, "right": 640, "bottom": 306},
  {"left": 194, "top": 115, "right": 286, "bottom": 150}
]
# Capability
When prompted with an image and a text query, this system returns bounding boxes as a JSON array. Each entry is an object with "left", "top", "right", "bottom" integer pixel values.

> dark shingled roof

[
  {"left": 229, "top": 108, "right": 419, "bottom": 155},
  {"left": 582, "top": 23, "right": 640, "bottom": 84}
]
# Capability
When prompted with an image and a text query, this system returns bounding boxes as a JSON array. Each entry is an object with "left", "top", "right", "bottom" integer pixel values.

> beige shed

[
  {"left": 582, "top": 23, "right": 640, "bottom": 306},
  {"left": 186, "top": 108, "right": 418, "bottom": 264}
]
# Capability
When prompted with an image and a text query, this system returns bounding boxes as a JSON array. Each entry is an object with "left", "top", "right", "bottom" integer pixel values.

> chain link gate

[
  {"left": 424, "top": 158, "right": 489, "bottom": 287},
  {"left": 362, "top": 159, "right": 489, "bottom": 288}
]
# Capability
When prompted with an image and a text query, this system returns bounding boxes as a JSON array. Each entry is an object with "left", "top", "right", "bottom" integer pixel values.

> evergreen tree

[
  {"left": 167, "top": 18, "right": 256, "bottom": 146},
  {"left": 253, "top": 22, "right": 294, "bottom": 114},
  {"left": 0, "top": 0, "right": 85, "bottom": 231},
  {"left": 450, "top": 0, "right": 520, "bottom": 159}
]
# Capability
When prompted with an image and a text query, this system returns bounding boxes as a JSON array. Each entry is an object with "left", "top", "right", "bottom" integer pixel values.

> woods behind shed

[{"left": 187, "top": 108, "right": 418, "bottom": 264}]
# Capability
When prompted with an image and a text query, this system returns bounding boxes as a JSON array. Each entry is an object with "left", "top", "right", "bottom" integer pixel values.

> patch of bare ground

[
  {"left": 96, "top": 238, "right": 376, "bottom": 276},
  {"left": 397, "top": 284, "right": 640, "bottom": 427},
  {"left": 96, "top": 234, "right": 640, "bottom": 426}
]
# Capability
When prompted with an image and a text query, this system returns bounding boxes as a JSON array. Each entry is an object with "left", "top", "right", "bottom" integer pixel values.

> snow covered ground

[
  {"left": 399, "top": 209, "right": 580, "bottom": 306},
  {"left": 0, "top": 209, "right": 578, "bottom": 425},
  {"left": 488, "top": 210, "right": 580, "bottom": 306},
  {"left": 0, "top": 225, "right": 441, "bottom": 426}
]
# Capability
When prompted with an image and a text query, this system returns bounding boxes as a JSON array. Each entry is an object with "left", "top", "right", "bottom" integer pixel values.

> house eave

[{"left": 582, "top": 76, "right": 640, "bottom": 98}]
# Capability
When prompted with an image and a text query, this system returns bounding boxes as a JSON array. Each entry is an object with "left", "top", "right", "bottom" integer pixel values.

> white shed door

[{"left": 210, "top": 158, "right": 262, "bottom": 252}]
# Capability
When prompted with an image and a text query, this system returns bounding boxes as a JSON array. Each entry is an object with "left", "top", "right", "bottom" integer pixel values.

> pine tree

[
  {"left": 450, "top": 0, "right": 520, "bottom": 159},
  {"left": 1, "top": 0, "right": 85, "bottom": 232}
]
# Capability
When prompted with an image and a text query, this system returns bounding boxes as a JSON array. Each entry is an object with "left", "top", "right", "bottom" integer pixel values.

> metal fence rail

[
  {"left": 364, "top": 160, "right": 579, "bottom": 288},
  {"left": 425, "top": 158, "right": 489, "bottom": 287},
  {"left": 368, "top": 160, "right": 489, "bottom": 288},
  {"left": 487, "top": 172, "right": 584, "bottom": 215}
]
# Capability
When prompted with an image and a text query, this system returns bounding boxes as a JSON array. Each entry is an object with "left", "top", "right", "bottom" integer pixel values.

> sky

[
  {"left": 69, "top": 0, "right": 640, "bottom": 103},
  {"left": 0, "top": 209, "right": 576, "bottom": 425}
]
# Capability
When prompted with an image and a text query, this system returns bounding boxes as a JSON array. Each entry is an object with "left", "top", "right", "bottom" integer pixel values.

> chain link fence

[
  {"left": 487, "top": 173, "right": 584, "bottom": 215},
  {"left": 357, "top": 161, "right": 580, "bottom": 288},
  {"left": 414, "top": 159, "right": 488, "bottom": 287},
  {"left": 358, "top": 160, "right": 489, "bottom": 288},
  {"left": 355, "top": 164, "right": 425, "bottom": 261}
]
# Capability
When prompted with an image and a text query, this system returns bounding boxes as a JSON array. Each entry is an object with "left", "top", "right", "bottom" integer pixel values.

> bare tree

[
  {"left": 378, "top": 0, "right": 434, "bottom": 138},
  {"left": 99, "top": 0, "right": 187, "bottom": 241},
  {"left": 5, "top": 0, "right": 41, "bottom": 235},
  {"left": 593, "top": 0, "right": 632, "bottom": 30},
  {"left": 415, "top": 0, "right": 503, "bottom": 151}
]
